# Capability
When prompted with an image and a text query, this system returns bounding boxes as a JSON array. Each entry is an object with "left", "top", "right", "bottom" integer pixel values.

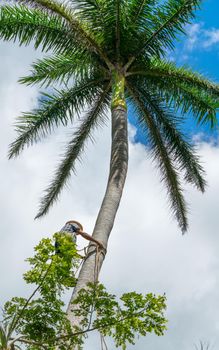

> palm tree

[{"left": 0, "top": 0, "right": 219, "bottom": 328}]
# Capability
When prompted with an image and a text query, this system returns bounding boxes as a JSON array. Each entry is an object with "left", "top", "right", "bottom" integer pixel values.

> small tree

[{"left": 2, "top": 235, "right": 167, "bottom": 349}]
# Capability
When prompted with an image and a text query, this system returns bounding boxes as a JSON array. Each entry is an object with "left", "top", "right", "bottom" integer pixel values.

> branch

[
  {"left": 115, "top": 0, "right": 120, "bottom": 60},
  {"left": 54, "top": 306, "right": 149, "bottom": 343},
  {"left": 11, "top": 262, "right": 52, "bottom": 331}
]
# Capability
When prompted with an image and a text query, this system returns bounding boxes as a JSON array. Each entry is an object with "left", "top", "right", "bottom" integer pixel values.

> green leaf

[
  {"left": 35, "top": 82, "right": 111, "bottom": 218},
  {"left": 127, "top": 82, "right": 188, "bottom": 233},
  {"left": 9, "top": 75, "right": 105, "bottom": 158},
  {"left": 19, "top": 50, "right": 94, "bottom": 87},
  {"left": 0, "top": 5, "right": 76, "bottom": 53}
]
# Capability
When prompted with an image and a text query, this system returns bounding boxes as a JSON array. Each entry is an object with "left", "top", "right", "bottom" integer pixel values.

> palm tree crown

[{"left": 0, "top": 0, "right": 219, "bottom": 232}]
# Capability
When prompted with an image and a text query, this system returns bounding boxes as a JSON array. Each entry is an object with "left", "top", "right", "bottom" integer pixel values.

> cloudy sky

[{"left": 1, "top": 1, "right": 219, "bottom": 349}]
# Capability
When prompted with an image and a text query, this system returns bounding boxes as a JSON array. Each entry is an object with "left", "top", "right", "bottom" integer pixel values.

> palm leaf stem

[
  {"left": 132, "top": 0, "right": 147, "bottom": 24},
  {"left": 115, "top": 0, "right": 120, "bottom": 61}
]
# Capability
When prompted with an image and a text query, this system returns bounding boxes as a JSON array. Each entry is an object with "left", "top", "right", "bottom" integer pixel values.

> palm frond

[
  {"left": 20, "top": 0, "right": 112, "bottom": 66},
  {"left": 147, "top": 0, "right": 201, "bottom": 50},
  {"left": 162, "top": 80, "right": 218, "bottom": 127},
  {"left": 132, "top": 73, "right": 219, "bottom": 128},
  {"left": 15, "top": 0, "right": 74, "bottom": 22},
  {"left": 0, "top": 4, "right": 111, "bottom": 67},
  {"left": 127, "top": 82, "right": 188, "bottom": 233},
  {"left": 130, "top": 58, "right": 219, "bottom": 97},
  {"left": 19, "top": 50, "right": 99, "bottom": 87},
  {"left": 176, "top": 84, "right": 218, "bottom": 127},
  {"left": 71, "top": 0, "right": 104, "bottom": 29},
  {"left": 0, "top": 320, "right": 17, "bottom": 349},
  {"left": 9, "top": 76, "right": 106, "bottom": 158},
  {"left": 74, "top": 0, "right": 128, "bottom": 64},
  {"left": 35, "top": 83, "right": 111, "bottom": 218},
  {"left": 128, "top": 0, "right": 155, "bottom": 25},
  {"left": 0, "top": 5, "right": 76, "bottom": 54},
  {"left": 126, "top": 0, "right": 201, "bottom": 68},
  {"left": 132, "top": 84, "right": 207, "bottom": 192},
  {"left": 0, "top": 323, "right": 8, "bottom": 348},
  {"left": 130, "top": 0, "right": 147, "bottom": 23}
]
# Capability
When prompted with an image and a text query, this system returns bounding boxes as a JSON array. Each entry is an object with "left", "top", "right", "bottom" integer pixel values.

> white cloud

[
  {"left": 203, "top": 29, "right": 219, "bottom": 48},
  {"left": 185, "top": 23, "right": 202, "bottom": 50},
  {"left": 171, "top": 23, "right": 219, "bottom": 64},
  {"left": 1, "top": 42, "right": 219, "bottom": 350},
  {"left": 183, "top": 23, "right": 219, "bottom": 52}
]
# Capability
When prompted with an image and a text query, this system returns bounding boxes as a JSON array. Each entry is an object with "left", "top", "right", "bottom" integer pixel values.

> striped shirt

[{"left": 60, "top": 222, "right": 80, "bottom": 243}]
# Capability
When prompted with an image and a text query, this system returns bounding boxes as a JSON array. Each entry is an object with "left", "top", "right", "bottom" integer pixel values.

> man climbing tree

[{"left": 55, "top": 220, "right": 105, "bottom": 255}]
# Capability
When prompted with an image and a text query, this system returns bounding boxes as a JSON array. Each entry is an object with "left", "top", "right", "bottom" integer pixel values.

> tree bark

[{"left": 66, "top": 99, "right": 128, "bottom": 328}]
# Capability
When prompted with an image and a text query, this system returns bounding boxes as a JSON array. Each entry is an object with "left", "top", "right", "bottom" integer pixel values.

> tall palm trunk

[{"left": 66, "top": 72, "right": 128, "bottom": 327}]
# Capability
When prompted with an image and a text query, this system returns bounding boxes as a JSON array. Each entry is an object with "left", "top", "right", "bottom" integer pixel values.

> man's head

[{"left": 65, "top": 220, "right": 83, "bottom": 232}]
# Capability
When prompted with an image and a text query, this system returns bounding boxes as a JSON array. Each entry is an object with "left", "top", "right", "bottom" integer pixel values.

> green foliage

[
  {"left": 8, "top": 74, "right": 106, "bottom": 160},
  {"left": 1, "top": 0, "right": 219, "bottom": 231},
  {"left": 3, "top": 233, "right": 82, "bottom": 348},
  {"left": 2, "top": 236, "right": 167, "bottom": 349},
  {"left": 35, "top": 82, "right": 111, "bottom": 218},
  {"left": 24, "top": 233, "right": 81, "bottom": 291},
  {"left": 136, "top": 0, "right": 201, "bottom": 58},
  {"left": 0, "top": 5, "right": 74, "bottom": 53},
  {"left": 74, "top": 283, "right": 167, "bottom": 349},
  {"left": 18, "top": 50, "right": 94, "bottom": 87},
  {"left": 127, "top": 82, "right": 189, "bottom": 231}
]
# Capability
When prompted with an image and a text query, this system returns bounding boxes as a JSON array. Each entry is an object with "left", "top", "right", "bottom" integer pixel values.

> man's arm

[{"left": 77, "top": 230, "right": 105, "bottom": 250}]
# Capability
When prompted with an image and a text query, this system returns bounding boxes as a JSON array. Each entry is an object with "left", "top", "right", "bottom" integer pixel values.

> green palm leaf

[
  {"left": 16, "top": 0, "right": 74, "bottom": 21},
  {"left": 127, "top": 83, "right": 188, "bottom": 232},
  {"left": 130, "top": 70, "right": 219, "bottom": 128},
  {"left": 71, "top": 0, "right": 105, "bottom": 31},
  {"left": 19, "top": 50, "right": 98, "bottom": 87},
  {"left": 128, "top": 0, "right": 151, "bottom": 24},
  {"left": 130, "top": 58, "right": 219, "bottom": 97},
  {"left": 0, "top": 5, "right": 75, "bottom": 53},
  {"left": 158, "top": 79, "right": 217, "bottom": 127},
  {"left": 0, "top": 4, "right": 109, "bottom": 64},
  {"left": 126, "top": 0, "right": 201, "bottom": 68},
  {"left": 35, "top": 83, "right": 111, "bottom": 218},
  {"left": 130, "top": 84, "right": 206, "bottom": 192},
  {"left": 22, "top": 0, "right": 111, "bottom": 65},
  {"left": 9, "top": 76, "right": 105, "bottom": 158}
]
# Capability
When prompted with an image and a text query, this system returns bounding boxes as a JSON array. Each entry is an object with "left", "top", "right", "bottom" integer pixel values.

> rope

[
  {"left": 100, "top": 334, "right": 108, "bottom": 350},
  {"left": 94, "top": 245, "right": 101, "bottom": 283}
]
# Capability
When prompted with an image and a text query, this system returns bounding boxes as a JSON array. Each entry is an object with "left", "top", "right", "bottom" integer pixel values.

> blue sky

[{"left": 130, "top": 0, "right": 219, "bottom": 144}]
